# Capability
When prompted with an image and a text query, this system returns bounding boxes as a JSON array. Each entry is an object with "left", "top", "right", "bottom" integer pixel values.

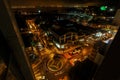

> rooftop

[{"left": 49, "top": 19, "right": 98, "bottom": 36}]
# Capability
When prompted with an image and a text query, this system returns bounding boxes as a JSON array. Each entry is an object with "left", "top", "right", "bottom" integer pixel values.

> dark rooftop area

[{"left": 49, "top": 19, "right": 98, "bottom": 36}]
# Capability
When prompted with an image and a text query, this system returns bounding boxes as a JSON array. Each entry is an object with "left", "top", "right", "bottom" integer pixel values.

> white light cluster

[
  {"left": 55, "top": 42, "right": 64, "bottom": 49},
  {"left": 95, "top": 32, "right": 102, "bottom": 37}
]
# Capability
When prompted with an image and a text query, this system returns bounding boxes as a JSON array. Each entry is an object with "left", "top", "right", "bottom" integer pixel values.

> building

[{"left": 41, "top": 19, "right": 98, "bottom": 49}]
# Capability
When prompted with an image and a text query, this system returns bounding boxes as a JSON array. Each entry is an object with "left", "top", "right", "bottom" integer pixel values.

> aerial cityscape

[
  {"left": 15, "top": 6, "right": 119, "bottom": 80},
  {"left": 0, "top": 0, "right": 120, "bottom": 80}
]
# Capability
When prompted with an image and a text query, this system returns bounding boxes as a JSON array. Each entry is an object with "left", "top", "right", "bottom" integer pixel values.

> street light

[
  {"left": 109, "top": 8, "right": 115, "bottom": 12},
  {"left": 38, "top": 10, "right": 41, "bottom": 13}
]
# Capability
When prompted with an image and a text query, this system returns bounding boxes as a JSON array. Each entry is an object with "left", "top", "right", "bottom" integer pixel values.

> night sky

[
  {"left": 9, "top": 0, "right": 102, "bottom": 7},
  {"left": 9, "top": 0, "right": 117, "bottom": 5},
  {"left": 9, "top": 0, "right": 119, "bottom": 9}
]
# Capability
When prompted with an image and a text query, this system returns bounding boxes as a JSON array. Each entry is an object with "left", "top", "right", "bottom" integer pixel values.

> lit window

[
  {"left": 61, "top": 45, "right": 64, "bottom": 49},
  {"left": 56, "top": 43, "right": 60, "bottom": 48}
]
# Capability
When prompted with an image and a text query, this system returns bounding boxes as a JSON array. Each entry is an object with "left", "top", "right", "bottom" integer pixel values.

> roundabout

[{"left": 47, "top": 54, "right": 66, "bottom": 72}]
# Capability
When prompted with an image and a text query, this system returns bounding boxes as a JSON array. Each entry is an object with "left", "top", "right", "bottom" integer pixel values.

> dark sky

[
  {"left": 9, "top": 0, "right": 102, "bottom": 8},
  {"left": 9, "top": 0, "right": 119, "bottom": 8}
]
